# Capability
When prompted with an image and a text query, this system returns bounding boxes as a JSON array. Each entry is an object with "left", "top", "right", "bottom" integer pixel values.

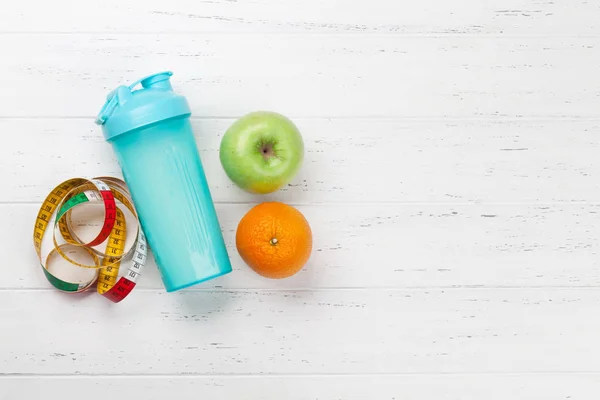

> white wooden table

[{"left": 2, "top": 1, "right": 600, "bottom": 398}]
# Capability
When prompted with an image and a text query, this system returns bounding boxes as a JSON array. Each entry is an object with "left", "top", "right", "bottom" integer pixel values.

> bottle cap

[{"left": 96, "top": 71, "right": 191, "bottom": 141}]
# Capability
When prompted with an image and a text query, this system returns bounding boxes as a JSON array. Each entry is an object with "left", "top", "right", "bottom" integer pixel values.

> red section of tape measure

[
  {"left": 86, "top": 189, "right": 117, "bottom": 247},
  {"left": 103, "top": 278, "right": 137, "bottom": 303}
]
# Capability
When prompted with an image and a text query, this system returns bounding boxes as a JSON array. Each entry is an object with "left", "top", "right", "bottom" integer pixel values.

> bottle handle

[{"left": 131, "top": 71, "right": 173, "bottom": 91}]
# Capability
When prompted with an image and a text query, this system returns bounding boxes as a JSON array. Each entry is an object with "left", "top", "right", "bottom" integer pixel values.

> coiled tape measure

[{"left": 33, "top": 177, "right": 147, "bottom": 303}]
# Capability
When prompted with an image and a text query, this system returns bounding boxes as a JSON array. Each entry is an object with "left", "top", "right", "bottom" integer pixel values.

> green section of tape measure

[
  {"left": 42, "top": 267, "right": 81, "bottom": 292},
  {"left": 57, "top": 192, "right": 89, "bottom": 221}
]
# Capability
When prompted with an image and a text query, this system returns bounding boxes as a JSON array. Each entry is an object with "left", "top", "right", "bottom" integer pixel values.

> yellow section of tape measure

[
  {"left": 34, "top": 178, "right": 89, "bottom": 258},
  {"left": 97, "top": 208, "right": 126, "bottom": 294}
]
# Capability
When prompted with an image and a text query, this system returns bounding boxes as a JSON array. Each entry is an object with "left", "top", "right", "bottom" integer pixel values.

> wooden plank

[
  {"left": 1, "top": 35, "right": 598, "bottom": 118},
  {"left": 7, "top": 203, "right": 600, "bottom": 290},
  {"left": 2, "top": 119, "right": 599, "bottom": 204},
  {"left": 3, "top": 0, "right": 599, "bottom": 34},
  {"left": 1, "top": 289, "right": 599, "bottom": 374},
  {"left": 1, "top": 374, "right": 599, "bottom": 400}
]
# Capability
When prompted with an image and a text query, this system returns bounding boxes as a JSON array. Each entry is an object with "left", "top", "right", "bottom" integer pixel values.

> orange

[{"left": 236, "top": 202, "right": 312, "bottom": 279}]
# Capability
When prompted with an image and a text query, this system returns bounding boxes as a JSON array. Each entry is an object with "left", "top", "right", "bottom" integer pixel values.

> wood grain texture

[
  {"left": 2, "top": 118, "right": 598, "bottom": 204},
  {"left": 2, "top": 289, "right": 600, "bottom": 375},
  {"left": 1, "top": 35, "right": 599, "bottom": 118},
  {"left": 5, "top": 203, "right": 600, "bottom": 290},
  {"left": 2, "top": 374, "right": 600, "bottom": 400},
  {"left": 3, "top": 0, "right": 599, "bottom": 394},
  {"left": 3, "top": 0, "right": 599, "bottom": 34}
]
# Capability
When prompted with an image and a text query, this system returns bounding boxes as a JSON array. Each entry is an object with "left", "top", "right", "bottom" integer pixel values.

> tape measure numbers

[{"left": 33, "top": 177, "right": 147, "bottom": 303}]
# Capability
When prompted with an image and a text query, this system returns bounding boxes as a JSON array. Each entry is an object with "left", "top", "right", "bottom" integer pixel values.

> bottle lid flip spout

[{"left": 95, "top": 71, "right": 191, "bottom": 141}]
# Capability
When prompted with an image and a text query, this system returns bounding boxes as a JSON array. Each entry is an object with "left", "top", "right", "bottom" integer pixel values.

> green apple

[{"left": 219, "top": 111, "right": 304, "bottom": 194}]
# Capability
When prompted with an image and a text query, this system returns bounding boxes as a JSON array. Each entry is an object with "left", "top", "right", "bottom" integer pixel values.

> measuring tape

[{"left": 33, "top": 177, "right": 147, "bottom": 303}]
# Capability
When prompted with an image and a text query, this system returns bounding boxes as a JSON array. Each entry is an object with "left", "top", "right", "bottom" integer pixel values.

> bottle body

[{"left": 109, "top": 116, "right": 232, "bottom": 292}]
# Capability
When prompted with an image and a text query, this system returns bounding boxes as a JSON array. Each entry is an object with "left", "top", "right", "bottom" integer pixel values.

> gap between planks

[
  {"left": 2, "top": 201, "right": 600, "bottom": 206},
  {"left": 3, "top": 287, "right": 600, "bottom": 292},
  {"left": 2, "top": 371, "right": 600, "bottom": 378},
  {"left": 3, "top": 116, "right": 600, "bottom": 122},
  {"left": 1, "top": 32, "right": 600, "bottom": 38}
]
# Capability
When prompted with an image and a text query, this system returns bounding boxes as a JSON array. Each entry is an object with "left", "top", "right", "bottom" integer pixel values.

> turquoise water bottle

[{"left": 95, "top": 71, "right": 232, "bottom": 292}]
